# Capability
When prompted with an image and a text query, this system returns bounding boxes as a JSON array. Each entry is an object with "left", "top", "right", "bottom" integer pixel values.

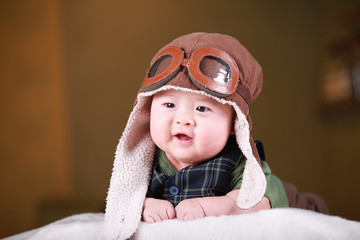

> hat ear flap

[
  {"left": 233, "top": 110, "right": 266, "bottom": 209},
  {"left": 236, "top": 154, "right": 266, "bottom": 209},
  {"left": 103, "top": 95, "right": 155, "bottom": 239}
]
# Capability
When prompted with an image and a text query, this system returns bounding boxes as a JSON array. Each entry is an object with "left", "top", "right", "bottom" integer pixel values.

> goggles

[{"left": 142, "top": 46, "right": 251, "bottom": 103}]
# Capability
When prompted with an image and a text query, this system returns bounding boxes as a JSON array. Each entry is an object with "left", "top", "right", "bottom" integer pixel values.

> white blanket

[{"left": 3, "top": 208, "right": 360, "bottom": 240}]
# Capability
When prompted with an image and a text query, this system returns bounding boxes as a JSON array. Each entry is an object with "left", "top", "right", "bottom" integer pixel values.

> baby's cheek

[{"left": 198, "top": 134, "right": 226, "bottom": 157}]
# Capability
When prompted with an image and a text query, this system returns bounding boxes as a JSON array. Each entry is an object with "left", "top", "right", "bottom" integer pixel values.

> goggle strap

[{"left": 236, "top": 83, "right": 251, "bottom": 105}]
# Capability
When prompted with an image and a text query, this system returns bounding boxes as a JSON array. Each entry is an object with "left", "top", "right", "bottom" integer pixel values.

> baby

[
  {"left": 102, "top": 32, "right": 288, "bottom": 239},
  {"left": 143, "top": 89, "right": 278, "bottom": 222}
]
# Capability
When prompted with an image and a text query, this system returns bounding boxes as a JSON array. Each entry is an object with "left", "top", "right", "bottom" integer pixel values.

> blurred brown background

[{"left": 1, "top": 0, "right": 360, "bottom": 238}]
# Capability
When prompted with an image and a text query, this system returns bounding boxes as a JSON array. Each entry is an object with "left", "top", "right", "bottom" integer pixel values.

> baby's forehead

[{"left": 153, "top": 89, "right": 213, "bottom": 102}]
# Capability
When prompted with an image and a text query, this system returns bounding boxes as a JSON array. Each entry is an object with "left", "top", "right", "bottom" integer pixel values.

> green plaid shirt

[{"left": 147, "top": 136, "right": 289, "bottom": 208}]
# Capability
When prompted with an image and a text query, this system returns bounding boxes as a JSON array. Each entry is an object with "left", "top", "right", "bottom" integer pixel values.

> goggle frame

[{"left": 142, "top": 46, "right": 240, "bottom": 98}]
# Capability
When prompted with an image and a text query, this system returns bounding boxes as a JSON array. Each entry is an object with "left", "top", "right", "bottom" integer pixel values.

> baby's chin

[
  {"left": 165, "top": 152, "right": 207, "bottom": 169},
  {"left": 173, "top": 154, "right": 214, "bottom": 166},
  {"left": 179, "top": 151, "right": 221, "bottom": 164},
  {"left": 178, "top": 158, "right": 205, "bottom": 166}
]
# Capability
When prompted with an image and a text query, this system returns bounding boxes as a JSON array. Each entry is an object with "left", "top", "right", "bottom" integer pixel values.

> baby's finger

[
  {"left": 166, "top": 207, "right": 176, "bottom": 219},
  {"left": 176, "top": 209, "right": 192, "bottom": 221},
  {"left": 175, "top": 207, "right": 185, "bottom": 220},
  {"left": 142, "top": 214, "right": 155, "bottom": 223},
  {"left": 158, "top": 208, "right": 173, "bottom": 220},
  {"left": 152, "top": 213, "right": 163, "bottom": 222}
]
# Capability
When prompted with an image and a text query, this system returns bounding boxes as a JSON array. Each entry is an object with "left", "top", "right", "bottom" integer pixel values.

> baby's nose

[{"left": 175, "top": 112, "right": 195, "bottom": 126}]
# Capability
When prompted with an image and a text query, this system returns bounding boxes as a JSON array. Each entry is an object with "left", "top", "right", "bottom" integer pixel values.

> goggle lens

[
  {"left": 199, "top": 56, "right": 231, "bottom": 84},
  {"left": 148, "top": 55, "right": 173, "bottom": 78}
]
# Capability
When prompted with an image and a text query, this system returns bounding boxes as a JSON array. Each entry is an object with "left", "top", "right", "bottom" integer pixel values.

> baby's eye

[
  {"left": 196, "top": 106, "right": 210, "bottom": 112},
  {"left": 165, "top": 103, "right": 175, "bottom": 108}
]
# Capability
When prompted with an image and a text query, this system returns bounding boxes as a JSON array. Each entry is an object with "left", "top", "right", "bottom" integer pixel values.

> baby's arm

[
  {"left": 142, "top": 197, "right": 176, "bottom": 223},
  {"left": 175, "top": 189, "right": 270, "bottom": 221}
]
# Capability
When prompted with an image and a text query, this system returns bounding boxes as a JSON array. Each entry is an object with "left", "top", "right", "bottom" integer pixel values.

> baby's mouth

[{"left": 175, "top": 133, "right": 192, "bottom": 141}]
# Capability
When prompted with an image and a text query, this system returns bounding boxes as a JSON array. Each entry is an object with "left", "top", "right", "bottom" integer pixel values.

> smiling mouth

[{"left": 175, "top": 134, "right": 192, "bottom": 141}]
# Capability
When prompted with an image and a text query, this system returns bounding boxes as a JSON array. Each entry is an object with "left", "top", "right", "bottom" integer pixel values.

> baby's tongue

[{"left": 176, "top": 134, "right": 191, "bottom": 140}]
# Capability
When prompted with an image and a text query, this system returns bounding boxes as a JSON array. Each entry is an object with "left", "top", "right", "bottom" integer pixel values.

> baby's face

[{"left": 150, "top": 89, "right": 234, "bottom": 169}]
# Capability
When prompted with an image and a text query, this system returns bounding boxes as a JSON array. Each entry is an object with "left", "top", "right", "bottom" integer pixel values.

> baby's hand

[
  {"left": 175, "top": 198, "right": 205, "bottom": 221},
  {"left": 142, "top": 198, "right": 176, "bottom": 223}
]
